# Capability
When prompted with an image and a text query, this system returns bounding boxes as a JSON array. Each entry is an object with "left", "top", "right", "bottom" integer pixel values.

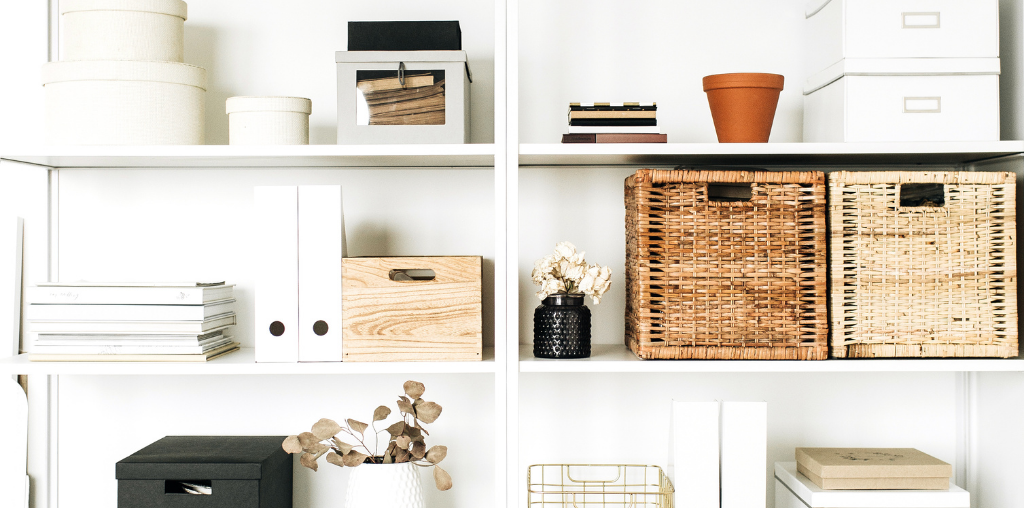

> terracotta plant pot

[{"left": 702, "top": 73, "right": 784, "bottom": 143}]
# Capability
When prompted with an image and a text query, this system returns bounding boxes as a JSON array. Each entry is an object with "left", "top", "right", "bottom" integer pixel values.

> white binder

[
  {"left": 721, "top": 401, "right": 768, "bottom": 508},
  {"left": 254, "top": 186, "right": 299, "bottom": 362},
  {"left": 297, "top": 185, "right": 345, "bottom": 362},
  {"left": 668, "top": 400, "right": 719, "bottom": 508}
]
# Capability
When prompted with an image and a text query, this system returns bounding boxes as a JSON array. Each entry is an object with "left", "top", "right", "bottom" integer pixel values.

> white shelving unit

[{"left": 2, "top": 1, "right": 1024, "bottom": 508}]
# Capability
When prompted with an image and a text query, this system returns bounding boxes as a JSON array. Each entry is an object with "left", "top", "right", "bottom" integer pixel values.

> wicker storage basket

[
  {"left": 625, "top": 169, "right": 828, "bottom": 360},
  {"left": 829, "top": 171, "right": 1018, "bottom": 358}
]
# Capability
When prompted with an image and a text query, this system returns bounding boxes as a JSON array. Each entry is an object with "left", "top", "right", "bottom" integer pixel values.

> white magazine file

[
  {"left": 668, "top": 400, "right": 720, "bottom": 508},
  {"left": 297, "top": 185, "right": 345, "bottom": 362},
  {"left": 254, "top": 186, "right": 299, "bottom": 362},
  {"left": 721, "top": 401, "right": 768, "bottom": 508}
]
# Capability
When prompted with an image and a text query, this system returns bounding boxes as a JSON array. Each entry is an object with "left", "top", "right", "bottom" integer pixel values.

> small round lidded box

[{"left": 226, "top": 96, "right": 312, "bottom": 145}]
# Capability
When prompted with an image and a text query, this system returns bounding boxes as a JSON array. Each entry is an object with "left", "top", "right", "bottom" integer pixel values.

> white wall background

[{"left": 519, "top": 0, "right": 808, "bottom": 144}]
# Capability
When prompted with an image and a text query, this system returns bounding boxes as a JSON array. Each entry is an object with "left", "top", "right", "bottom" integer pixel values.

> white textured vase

[{"left": 346, "top": 463, "right": 426, "bottom": 508}]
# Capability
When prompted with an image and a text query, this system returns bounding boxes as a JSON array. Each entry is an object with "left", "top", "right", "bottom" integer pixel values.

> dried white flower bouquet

[{"left": 531, "top": 241, "right": 612, "bottom": 303}]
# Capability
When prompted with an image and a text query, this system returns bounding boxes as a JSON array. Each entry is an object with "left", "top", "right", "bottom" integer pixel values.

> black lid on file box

[
  {"left": 348, "top": 21, "right": 461, "bottom": 51},
  {"left": 116, "top": 436, "right": 289, "bottom": 480}
]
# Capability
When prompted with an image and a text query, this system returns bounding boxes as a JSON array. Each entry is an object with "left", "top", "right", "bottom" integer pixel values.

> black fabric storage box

[
  {"left": 348, "top": 21, "right": 462, "bottom": 51},
  {"left": 116, "top": 436, "right": 291, "bottom": 508}
]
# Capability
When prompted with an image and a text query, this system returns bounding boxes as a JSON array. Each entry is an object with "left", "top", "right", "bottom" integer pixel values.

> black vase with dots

[{"left": 533, "top": 293, "right": 591, "bottom": 358}]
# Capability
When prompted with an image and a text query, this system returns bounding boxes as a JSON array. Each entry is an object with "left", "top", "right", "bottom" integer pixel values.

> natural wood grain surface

[
  {"left": 343, "top": 257, "right": 482, "bottom": 362},
  {"left": 829, "top": 171, "right": 1017, "bottom": 358},
  {"left": 624, "top": 169, "right": 829, "bottom": 360}
]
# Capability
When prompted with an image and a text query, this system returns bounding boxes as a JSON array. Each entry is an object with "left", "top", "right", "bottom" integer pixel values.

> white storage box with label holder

[
  {"left": 226, "top": 96, "right": 311, "bottom": 145},
  {"left": 803, "top": 58, "right": 999, "bottom": 142},
  {"left": 61, "top": 0, "right": 188, "bottom": 62},
  {"left": 804, "top": 0, "right": 998, "bottom": 75},
  {"left": 335, "top": 50, "right": 471, "bottom": 144},
  {"left": 775, "top": 463, "right": 969, "bottom": 508},
  {"left": 42, "top": 60, "right": 206, "bottom": 145}
]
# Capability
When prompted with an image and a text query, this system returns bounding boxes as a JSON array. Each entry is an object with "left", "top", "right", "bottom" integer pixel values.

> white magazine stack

[
  {"left": 25, "top": 282, "right": 238, "bottom": 362},
  {"left": 802, "top": 0, "right": 1000, "bottom": 142}
]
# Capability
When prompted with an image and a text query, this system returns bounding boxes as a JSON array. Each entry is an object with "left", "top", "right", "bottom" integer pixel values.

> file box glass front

[{"left": 336, "top": 51, "right": 470, "bottom": 144}]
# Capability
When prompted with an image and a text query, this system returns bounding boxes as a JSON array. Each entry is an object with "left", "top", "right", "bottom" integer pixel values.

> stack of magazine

[{"left": 26, "top": 281, "right": 239, "bottom": 362}]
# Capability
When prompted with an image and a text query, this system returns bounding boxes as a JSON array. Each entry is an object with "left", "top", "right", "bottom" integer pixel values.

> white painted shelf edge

[
  {"left": 0, "top": 144, "right": 497, "bottom": 168},
  {"left": 519, "top": 141, "right": 1024, "bottom": 166},
  {"left": 0, "top": 347, "right": 496, "bottom": 375},
  {"left": 518, "top": 344, "right": 1024, "bottom": 373}
]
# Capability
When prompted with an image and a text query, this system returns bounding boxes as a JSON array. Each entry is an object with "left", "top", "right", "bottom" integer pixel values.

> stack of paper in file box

[{"left": 26, "top": 282, "right": 239, "bottom": 362}]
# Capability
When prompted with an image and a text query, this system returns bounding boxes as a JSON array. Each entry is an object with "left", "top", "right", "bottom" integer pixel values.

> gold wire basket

[{"left": 528, "top": 464, "right": 674, "bottom": 508}]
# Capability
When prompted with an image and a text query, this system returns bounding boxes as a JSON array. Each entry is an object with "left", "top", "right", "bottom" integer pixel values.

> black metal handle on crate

[
  {"left": 389, "top": 269, "right": 436, "bottom": 282},
  {"left": 398, "top": 61, "right": 406, "bottom": 86}
]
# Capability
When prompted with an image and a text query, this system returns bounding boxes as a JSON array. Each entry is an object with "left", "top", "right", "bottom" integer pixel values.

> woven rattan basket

[
  {"left": 830, "top": 171, "right": 1018, "bottom": 358},
  {"left": 624, "top": 169, "right": 828, "bottom": 360}
]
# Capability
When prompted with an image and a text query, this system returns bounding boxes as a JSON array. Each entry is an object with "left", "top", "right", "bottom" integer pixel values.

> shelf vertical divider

[{"left": 504, "top": 1, "right": 521, "bottom": 508}]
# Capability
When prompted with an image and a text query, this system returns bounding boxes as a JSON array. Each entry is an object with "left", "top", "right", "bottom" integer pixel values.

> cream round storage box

[
  {"left": 61, "top": 0, "right": 188, "bottom": 62},
  {"left": 226, "top": 96, "right": 312, "bottom": 145},
  {"left": 42, "top": 60, "right": 206, "bottom": 145}
]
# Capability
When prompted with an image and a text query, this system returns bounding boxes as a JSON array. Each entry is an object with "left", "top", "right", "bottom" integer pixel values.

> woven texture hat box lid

[
  {"left": 60, "top": 0, "right": 188, "bottom": 62},
  {"left": 335, "top": 50, "right": 471, "bottom": 144}
]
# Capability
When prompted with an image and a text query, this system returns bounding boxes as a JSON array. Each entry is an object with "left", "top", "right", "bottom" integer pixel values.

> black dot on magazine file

[
  {"left": 269, "top": 321, "right": 285, "bottom": 336},
  {"left": 313, "top": 320, "right": 329, "bottom": 336}
]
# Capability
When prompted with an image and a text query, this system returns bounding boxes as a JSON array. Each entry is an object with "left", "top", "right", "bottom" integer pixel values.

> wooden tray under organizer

[
  {"left": 624, "top": 169, "right": 828, "bottom": 360},
  {"left": 829, "top": 171, "right": 1017, "bottom": 358}
]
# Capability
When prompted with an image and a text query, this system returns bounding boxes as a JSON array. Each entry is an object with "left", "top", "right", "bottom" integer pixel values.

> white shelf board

[
  {"left": 519, "top": 141, "right": 1024, "bottom": 166},
  {"left": 0, "top": 347, "right": 495, "bottom": 375},
  {"left": 0, "top": 144, "right": 496, "bottom": 169},
  {"left": 519, "top": 344, "right": 1024, "bottom": 373}
]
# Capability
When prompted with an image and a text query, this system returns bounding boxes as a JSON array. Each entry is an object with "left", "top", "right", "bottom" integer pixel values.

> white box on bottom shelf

[
  {"left": 802, "top": 58, "right": 999, "bottom": 142},
  {"left": 774, "top": 462, "right": 969, "bottom": 508}
]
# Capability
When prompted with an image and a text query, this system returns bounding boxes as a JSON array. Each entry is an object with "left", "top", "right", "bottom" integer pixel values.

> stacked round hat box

[{"left": 43, "top": 0, "right": 206, "bottom": 144}]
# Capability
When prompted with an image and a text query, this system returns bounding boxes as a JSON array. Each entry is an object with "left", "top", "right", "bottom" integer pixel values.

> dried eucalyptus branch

[{"left": 282, "top": 380, "right": 452, "bottom": 491}]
